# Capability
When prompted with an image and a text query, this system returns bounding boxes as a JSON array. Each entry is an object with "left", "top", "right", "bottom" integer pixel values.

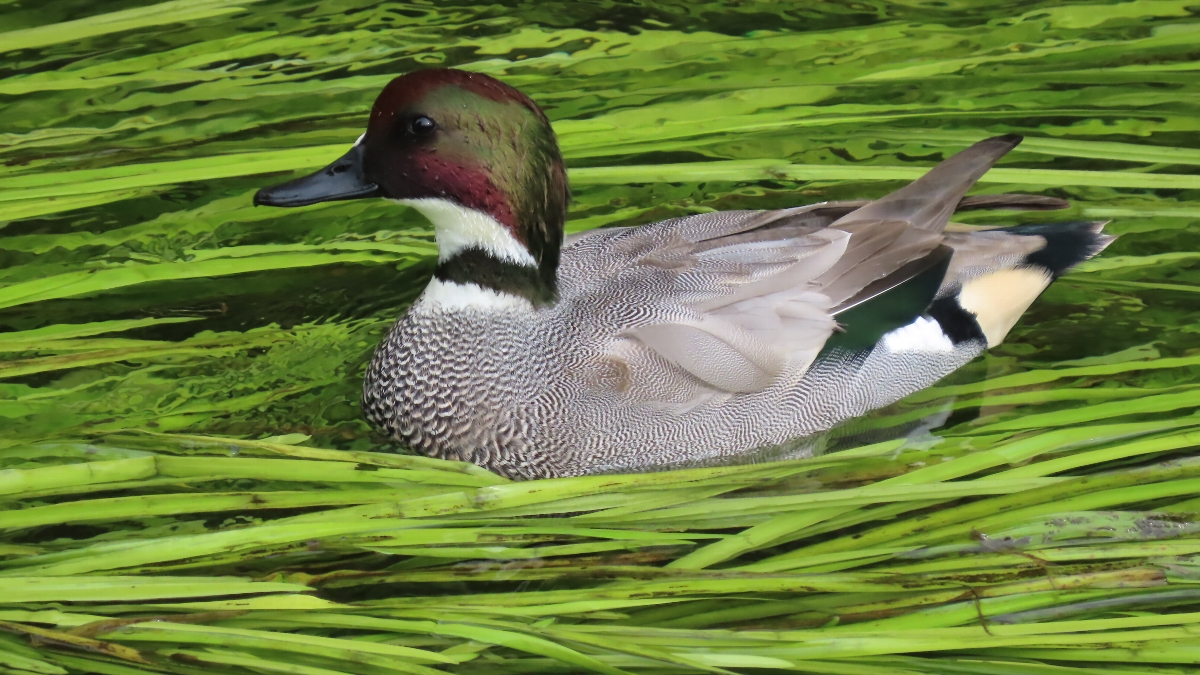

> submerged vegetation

[{"left": 1, "top": 0, "right": 1199, "bottom": 673}]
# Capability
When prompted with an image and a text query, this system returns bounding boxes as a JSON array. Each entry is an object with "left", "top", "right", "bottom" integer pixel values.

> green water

[
  {"left": 1, "top": 2, "right": 1198, "bottom": 461},
  {"left": 3, "top": 4, "right": 1200, "bottom": 673}
]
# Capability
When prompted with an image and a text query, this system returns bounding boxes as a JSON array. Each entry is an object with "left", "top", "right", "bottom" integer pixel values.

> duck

[{"left": 254, "top": 68, "right": 1113, "bottom": 480}]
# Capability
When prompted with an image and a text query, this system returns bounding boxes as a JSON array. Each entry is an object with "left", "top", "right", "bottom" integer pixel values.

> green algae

[{"left": 1, "top": 0, "right": 1199, "bottom": 673}]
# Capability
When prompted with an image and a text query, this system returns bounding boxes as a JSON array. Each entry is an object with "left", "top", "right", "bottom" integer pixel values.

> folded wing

[{"left": 565, "top": 135, "right": 1027, "bottom": 400}]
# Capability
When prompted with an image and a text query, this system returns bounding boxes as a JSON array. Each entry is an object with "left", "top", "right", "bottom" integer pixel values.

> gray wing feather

[
  {"left": 564, "top": 136, "right": 1024, "bottom": 398},
  {"left": 956, "top": 193, "right": 1068, "bottom": 211},
  {"left": 832, "top": 134, "right": 1024, "bottom": 232},
  {"left": 627, "top": 318, "right": 784, "bottom": 393},
  {"left": 621, "top": 226, "right": 847, "bottom": 393},
  {"left": 815, "top": 135, "right": 1025, "bottom": 311}
]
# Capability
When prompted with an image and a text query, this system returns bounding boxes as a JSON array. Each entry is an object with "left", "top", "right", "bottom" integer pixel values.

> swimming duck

[{"left": 255, "top": 68, "right": 1113, "bottom": 479}]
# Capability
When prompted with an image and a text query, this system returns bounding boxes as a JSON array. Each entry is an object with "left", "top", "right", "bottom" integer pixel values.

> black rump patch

[
  {"left": 927, "top": 296, "right": 985, "bottom": 345},
  {"left": 1007, "top": 221, "right": 1112, "bottom": 277}
]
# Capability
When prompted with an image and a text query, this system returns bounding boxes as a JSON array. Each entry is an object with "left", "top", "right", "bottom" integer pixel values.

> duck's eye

[{"left": 409, "top": 116, "right": 436, "bottom": 136}]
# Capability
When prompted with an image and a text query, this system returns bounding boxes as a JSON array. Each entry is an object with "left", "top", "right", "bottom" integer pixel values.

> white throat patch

[{"left": 395, "top": 198, "right": 535, "bottom": 266}]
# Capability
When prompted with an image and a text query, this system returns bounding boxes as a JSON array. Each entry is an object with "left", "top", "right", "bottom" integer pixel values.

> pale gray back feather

[{"left": 937, "top": 230, "right": 1047, "bottom": 297}]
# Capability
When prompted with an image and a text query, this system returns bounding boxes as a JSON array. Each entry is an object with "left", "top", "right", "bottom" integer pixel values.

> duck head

[{"left": 255, "top": 69, "right": 569, "bottom": 306}]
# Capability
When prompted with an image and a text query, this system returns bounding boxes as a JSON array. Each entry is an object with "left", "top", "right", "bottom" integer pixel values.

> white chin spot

[
  {"left": 393, "top": 197, "right": 536, "bottom": 266},
  {"left": 415, "top": 278, "right": 532, "bottom": 313},
  {"left": 881, "top": 316, "right": 955, "bottom": 353}
]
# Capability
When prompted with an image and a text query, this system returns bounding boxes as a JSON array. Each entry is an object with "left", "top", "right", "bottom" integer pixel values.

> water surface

[{"left": 1, "top": 0, "right": 1198, "bottom": 470}]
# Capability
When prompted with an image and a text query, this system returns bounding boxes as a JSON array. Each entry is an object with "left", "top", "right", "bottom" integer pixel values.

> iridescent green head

[{"left": 255, "top": 69, "right": 569, "bottom": 304}]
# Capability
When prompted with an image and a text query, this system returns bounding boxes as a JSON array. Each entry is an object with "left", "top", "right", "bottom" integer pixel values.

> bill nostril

[{"left": 332, "top": 164, "right": 350, "bottom": 174}]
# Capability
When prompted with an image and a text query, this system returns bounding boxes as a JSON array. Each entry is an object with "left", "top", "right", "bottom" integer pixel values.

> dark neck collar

[{"left": 434, "top": 247, "right": 557, "bottom": 307}]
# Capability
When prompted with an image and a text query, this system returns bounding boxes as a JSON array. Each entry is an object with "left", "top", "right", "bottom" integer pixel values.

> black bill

[{"left": 253, "top": 143, "right": 378, "bottom": 207}]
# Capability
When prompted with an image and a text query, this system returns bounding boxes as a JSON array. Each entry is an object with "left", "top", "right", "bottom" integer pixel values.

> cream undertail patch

[{"left": 957, "top": 267, "right": 1053, "bottom": 347}]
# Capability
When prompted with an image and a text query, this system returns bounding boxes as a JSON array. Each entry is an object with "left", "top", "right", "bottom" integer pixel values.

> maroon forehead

[{"left": 367, "top": 69, "right": 546, "bottom": 131}]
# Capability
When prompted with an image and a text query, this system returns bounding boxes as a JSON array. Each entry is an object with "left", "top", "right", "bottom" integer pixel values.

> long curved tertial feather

[{"left": 832, "top": 134, "right": 1024, "bottom": 232}]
